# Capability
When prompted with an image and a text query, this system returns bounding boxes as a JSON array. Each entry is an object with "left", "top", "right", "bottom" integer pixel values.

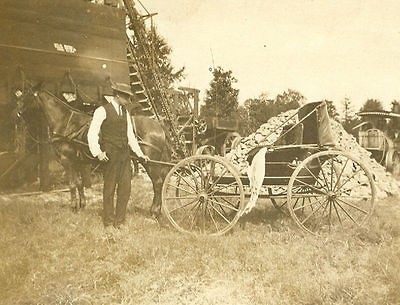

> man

[{"left": 87, "top": 82, "right": 149, "bottom": 229}]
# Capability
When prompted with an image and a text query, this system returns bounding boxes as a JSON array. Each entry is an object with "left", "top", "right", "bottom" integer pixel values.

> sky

[{"left": 139, "top": 0, "right": 400, "bottom": 110}]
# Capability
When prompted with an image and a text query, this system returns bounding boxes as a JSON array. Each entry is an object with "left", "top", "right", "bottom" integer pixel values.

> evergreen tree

[
  {"left": 341, "top": 97, "right": 359, "bottom": 134},
  {"left": 128, "top": 19, "right": 184, "bottom": 115}
]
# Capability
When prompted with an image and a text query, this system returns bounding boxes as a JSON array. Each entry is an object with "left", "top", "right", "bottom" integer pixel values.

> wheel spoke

[
  {"left": 189, "top": 203, "right": 202, "bottom": 231},
  {"left": 168, "top": 197, "right": 200, "bottom": 214},
  {"left": 214, "top": 194, "right": 241, "bottom": 207},
  {"left": 304, "top": 165, "right": 326, "bottom": 191},
  {"left": 165, "top": 195, "right": 198, "bottom": 200},
  {"left": 334, "top": 200, "right": 361, "bottom": 226},
  {"left": 316, "top": 200, "right": 330, "bottom": 227},
  {"left": 207, "top": 167, "right": 229, "bottom": 191},
  {"left": 335, "top": 167, "right": 363, "bottom": 192},
  {"left": 336, "top": 197, "right": 369, "bottom": 215},
  {"left": 317, "top": 156, "right": 329, "bottom": 188},
  {"left": 208, "top": 198, "right": 240, "bottom": 212},
  {"left": 294, "top": 178, "right": 326, "bottom": 194},
  {"left": 333, "top": 157, "right": 349, "bottom": 191},
  {"left": 333, "top": 201, "right": 343, "bottom": 225},
  {"left": 174, "top": 171, "right": 198, "bottom": 193},
  {"left": 292, "top": 197, "right": 300, "bottom": 209},
  {"left": 205, "top": 160, "right": 216, "bottom": 188},
  {"left": 206, "top": 205, "right": 220, "bottom": 232},
  {"left": 167, "top": 182, "right": 196, "bottom": 195},
  {"left": 186, "top": 163, "right": 201, "bottom": 190},
  {"left": 300, "top": 199, "right": 326, "bottom": 225},
  {"left": 209, "top": 203, "right": 232, "bottom": 224},
  {"left": 328, "top": 200, "right": 332, "bottom": 231},
  {"left": 292, "top": 195, "right": 326, "bottom": 211},
  {"left": 330, "top": 157, "right": 335, "bottom": 191}
]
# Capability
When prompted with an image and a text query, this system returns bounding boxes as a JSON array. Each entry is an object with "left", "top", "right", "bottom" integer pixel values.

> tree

[
  {"left": 340, "top": 97, "right": 360, "bottom": 135},
  {"left": 274, "top": 89, "right": 305, "bottom": 114},
  {"left": 146, "top": 28, "right": 185, "bottom": 88},
  {"left": 128, "top": 19, "right": 185, "bottom": 116},
  {"left": 236, "top": 105, "right": 251, "bottom": 136},
  {"left": 243, "top": 95, "right": 274, "bottom": 132},
  {"left": 359, "top": 99, "right": 384, "bottom": 112},
  {"left": 201, "top": 67, "right": 239, "bottom": 118},
  {"left": 237, "top": 89, "right": 305, "bottom": 135}
]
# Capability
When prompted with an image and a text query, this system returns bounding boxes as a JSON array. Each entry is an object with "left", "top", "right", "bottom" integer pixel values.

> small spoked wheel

[
  {"left": 287, "top": 150, "right": 376, "bottom": 235},
  {"left": 162, "top": 155, "right": 244, "bottom": 236}
]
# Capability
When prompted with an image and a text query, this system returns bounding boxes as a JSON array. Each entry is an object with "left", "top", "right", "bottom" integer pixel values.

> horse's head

[{"left": 15, "top": 83, "right": 43, "bottom": 120}]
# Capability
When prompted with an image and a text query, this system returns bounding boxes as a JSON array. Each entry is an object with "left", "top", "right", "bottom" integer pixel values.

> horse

[{"left": 16, "top": 84, "right": 171, "bottom": 216}]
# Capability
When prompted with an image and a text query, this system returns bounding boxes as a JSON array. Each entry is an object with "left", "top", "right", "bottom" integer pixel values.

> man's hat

[{"left": 111, "top": 82, "right": 133, "bottom": 96}]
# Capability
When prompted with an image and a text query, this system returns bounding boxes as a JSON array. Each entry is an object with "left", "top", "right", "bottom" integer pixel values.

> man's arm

[
  {"left": 87, "top": 106, "right": 106, "bottom": 157},
  {"left": 126, "top": 113, "right": 146, "bottom": 158}
]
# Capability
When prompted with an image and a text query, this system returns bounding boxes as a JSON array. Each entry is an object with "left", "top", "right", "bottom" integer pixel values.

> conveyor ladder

[{"left": 123, "top": 0, "right": 188, "bottom": 158}]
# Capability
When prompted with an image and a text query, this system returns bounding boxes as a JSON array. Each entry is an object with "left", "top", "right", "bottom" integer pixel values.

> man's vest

[{"left": 100, "top": 103, "right": 128, "bottom": 151}]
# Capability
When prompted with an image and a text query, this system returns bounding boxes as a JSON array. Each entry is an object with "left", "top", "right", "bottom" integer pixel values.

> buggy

[{"left": 161, "top": 101, "right": 376, "bottom": 236}]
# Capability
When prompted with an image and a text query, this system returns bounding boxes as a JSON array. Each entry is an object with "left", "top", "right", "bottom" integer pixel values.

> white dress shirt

[{"left": 87, "top": 97, "right": 144, "bottom": 158}]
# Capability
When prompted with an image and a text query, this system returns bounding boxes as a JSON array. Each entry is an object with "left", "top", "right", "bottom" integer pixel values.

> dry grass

[{"left": 1, "top": 175, "right": 399, "bottom": 305}]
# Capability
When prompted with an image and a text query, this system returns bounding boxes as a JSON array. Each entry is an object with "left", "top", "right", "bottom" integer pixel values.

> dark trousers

[{"left": 102, "top": 147, "right": 132, "bottom": 226}]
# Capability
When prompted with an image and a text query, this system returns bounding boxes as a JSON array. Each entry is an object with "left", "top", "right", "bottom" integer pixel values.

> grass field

[{"left": 1, "top": 175, "right": 399, "bottom": 305}]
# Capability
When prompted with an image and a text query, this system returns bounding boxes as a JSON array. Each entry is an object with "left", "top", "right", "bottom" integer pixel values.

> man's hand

[
  {"left": 97, "top": 151, "right": 109, "bottom": 162},
  {"left": 140, "top": 155, "right": 150, "bottom": 163}
]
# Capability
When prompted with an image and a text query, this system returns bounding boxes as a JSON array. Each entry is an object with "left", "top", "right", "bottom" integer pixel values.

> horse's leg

[
  {"left": 150, "top": 176, "right": 163, "bottom": 218},
  {"left": 81, "top": 164, "right": 92, "bottom": 188},
  {"left": 61, "top": 158, "right": 78, "bottom": 212},
  {"left": 132, "top": 159, "right": 139, "bottom": 177},
  {"left": 146, "top": 164, "right": 169, "bottom": 218},
  {"left": 77, "top": 167, "right": 87, "bottom": 209}
]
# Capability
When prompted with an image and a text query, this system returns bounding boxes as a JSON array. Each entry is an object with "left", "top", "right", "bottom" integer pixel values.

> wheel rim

[
  {"left": 162, "top": 155, "right": 244, "bottom": 236},
  {"left": 287, "top": 150, "right": 375, "bottom": 235}
]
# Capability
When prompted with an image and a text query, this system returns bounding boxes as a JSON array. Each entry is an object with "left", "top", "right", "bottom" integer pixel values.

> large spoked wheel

[
  {"left": 287, "top": 150, "right": 376, "bottom": 235},
  {"left": 162, "top": 155, "right": 245, "bottom": 236}
]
